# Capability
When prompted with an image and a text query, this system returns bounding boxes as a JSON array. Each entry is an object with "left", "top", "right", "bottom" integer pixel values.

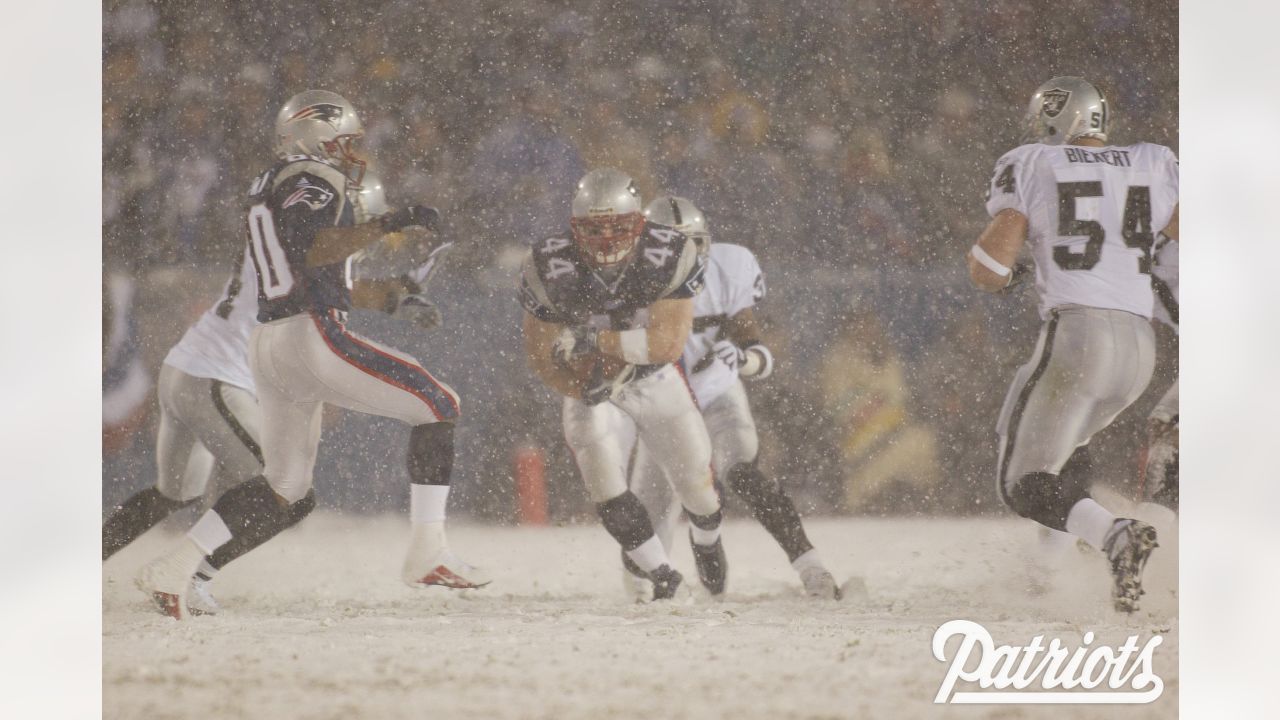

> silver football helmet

[
  {"left": 274, "top": 89, "right": 367, "bottom": 184},
  {"left": 1023, "top": 76, "right": 1108, "bottom": 146},
  {"left": 353, "top": 169, "right": 388, "bottom": 224},
  {"left": 644, "top": 195, "right": 709, "bottom": 254},
  {"left": 570, "top": 168, "right": 645, "bottom": 266}
]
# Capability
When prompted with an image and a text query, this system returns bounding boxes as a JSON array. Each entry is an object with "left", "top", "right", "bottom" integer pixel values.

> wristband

[
  {"left": 618, "top": 328, "right": 649, "bottom": 365},
  {"left": 740, "top": 343, "right": 774, "bottom": 379},
  {"left": 970, "top": 244, "right": 1011, "bottom": 277}
]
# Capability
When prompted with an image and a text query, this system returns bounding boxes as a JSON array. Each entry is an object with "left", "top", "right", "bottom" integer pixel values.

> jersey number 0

[{"left": 247, "top": 204, "right": 296, "bottom": 299}]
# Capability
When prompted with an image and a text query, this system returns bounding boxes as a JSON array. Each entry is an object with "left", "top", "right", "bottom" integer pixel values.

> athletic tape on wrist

[
  {"left": 618, "top": 328, "right": 649, "bottom": 365},
  {"left": 970, "top": 244, "right": 1011, "bottom": 277},
  {"left": 741, "top": 344, "right": 774, "bottom": 379}
]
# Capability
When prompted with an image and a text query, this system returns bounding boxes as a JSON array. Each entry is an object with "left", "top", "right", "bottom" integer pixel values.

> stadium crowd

[{"left": 103, "top": 0, "right": 1178, "bottom": 520}]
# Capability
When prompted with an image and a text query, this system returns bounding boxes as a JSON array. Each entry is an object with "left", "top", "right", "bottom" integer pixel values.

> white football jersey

[
  {"left": 986, "top": 142, "right": 1179, "bottom": 320},
  {"left": 1151, "top": 235, "right": 1178, "bottom": 333},
  {"left": 683, "top": 243, "right": 765, "bottom": 407},
  {"left": 164, "top": 245, "right": 258, "bottom": 392}
]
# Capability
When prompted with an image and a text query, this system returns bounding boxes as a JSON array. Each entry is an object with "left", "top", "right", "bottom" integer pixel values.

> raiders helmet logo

[
  {"left": 288, "top": 103, "right": 344, "bottom": 130},
  {"left": 1041, "top": 89, "right": 1071, "bottom": 118}
]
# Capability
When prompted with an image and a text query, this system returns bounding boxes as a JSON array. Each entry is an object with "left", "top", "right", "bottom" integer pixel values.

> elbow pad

[{"left": 739, "top": 342, "right": 774, "bottom": 380}]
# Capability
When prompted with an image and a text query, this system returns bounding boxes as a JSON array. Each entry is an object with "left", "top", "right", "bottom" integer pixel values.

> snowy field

[{"left": 103, "top": 512, "right": 1178, "bottom": 720}]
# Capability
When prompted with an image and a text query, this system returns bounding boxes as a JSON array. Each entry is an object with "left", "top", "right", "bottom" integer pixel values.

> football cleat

[
  {"left": 404, "top": 548, "right": 491, "bottom": 590},
  {"left": 1103, "top": 519, "right": 1159, "bottom": 613},
  {"left": 621, "top": 549, "right": 653, "bottom": 602},
  {"left": 648, "top": 564, "right": 685, "bottom": 601},
  {"left": 187, "top": 577, "right": 220, "bottom": 616},
  {"left": 799, "top": 566, "right": 842, "bottom": 600},
  {"left": 690, "top": 532, "right": 727, "bottom": 596},
  {"left": 135, "top": 556, "right": 192, "bottom": 621}
]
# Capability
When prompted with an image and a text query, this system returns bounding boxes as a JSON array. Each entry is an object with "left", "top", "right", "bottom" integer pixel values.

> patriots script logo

[
  {"left": 1041, "top": 89, "right": 1071, "bottom": 118},
  {"left": 288, "top": 103, "right": 344, "bottom": 129},
  {"left": 282, "top": 178, "right": 335, "bottom": 210}
]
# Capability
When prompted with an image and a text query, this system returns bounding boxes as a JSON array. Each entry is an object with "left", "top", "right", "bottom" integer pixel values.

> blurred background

[{"left": 101, "top": 0, "right": 1178, "bottom": 524}]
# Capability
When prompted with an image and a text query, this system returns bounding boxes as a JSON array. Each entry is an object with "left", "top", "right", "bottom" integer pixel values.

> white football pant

[
  {"left": 562, "top": 365, "right": 718, "bottom": 518},
  {"left": 155, "top": 363, "right": 262, "bottom": 502},
  {"left": 250, "top": 311, "right": 460, "bottom": 503}
]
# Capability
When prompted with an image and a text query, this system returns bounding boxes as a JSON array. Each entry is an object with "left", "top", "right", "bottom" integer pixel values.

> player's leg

[
  {"left": 103, "top": 365, "right": 210, "bottom": 560},
  {"left": 301, "top": 310, "right": 485, "bottom": 588},
  {"left": 564, "top": 395, "right": 684, "bottom": 599},
  {"left": 136, "top": 322, "right": 327, "bottom": 618},
  {"left": 619, "top": 435, "right": 681, "bottom": 599},
  {"left": 621, "top": 368, "right": 727, "bottom": 595},
  {"left": 1139, "top": 378, "right": 1179, "bottom": 527},
  {"left": 997, "top": 309, "right": 1157, "bottom": 610},
  {"left": 710, "top": 380, "right": 838, "bottom": 598}
]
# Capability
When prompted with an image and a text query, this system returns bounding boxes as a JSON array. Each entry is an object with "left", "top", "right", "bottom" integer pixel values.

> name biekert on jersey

[{"left": 1064, "top": 147, "right": 1132, "bottom": 167}]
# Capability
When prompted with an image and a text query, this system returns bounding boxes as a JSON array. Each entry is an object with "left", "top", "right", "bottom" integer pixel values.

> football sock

[
  {"left": 102, "top": 487, "right": 195, "bottom": 560},
  {"left": 411, "top": 483, "right": 450, "bottom": 524},
  {"left": 626, "top": 535, "right": 670, "bottom": 574},
  {"left": 790, "top": 548, "right": 827, "bottom": 575},
  {"left": 208, "top": 487, "right": 316, "bottom": 570},
  {"left": 1065, "top": 497, "right": 1118, "bottom": 551},
  {"left": 687, "top": 508, "right": 722, "bottom": 546}
]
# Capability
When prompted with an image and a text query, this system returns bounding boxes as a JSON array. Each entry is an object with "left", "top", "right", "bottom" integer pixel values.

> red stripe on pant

[{"left": 310, "top": 311, "right": 448, "bottom": 421}]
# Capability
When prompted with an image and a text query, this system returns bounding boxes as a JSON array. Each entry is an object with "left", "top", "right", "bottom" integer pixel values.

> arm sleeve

[
  {"left": 984, "top": 147, "right": 1030, "bottom": 219},
  {"left": 724, "top": 247, "right": 765, "bottom": 317}
]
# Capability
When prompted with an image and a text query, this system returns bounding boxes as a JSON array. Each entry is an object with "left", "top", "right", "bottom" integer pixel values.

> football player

[
  {"left": 105, "top": 171, "right": 440, "bottom": 616},
  {"left": 620, "top": 196, "right": 840, "bottom": 600},
  {"left": 520, "top": 169, "right": 725, "bottom": 600},
  {"left": 968, "top": 77, "right": 1179, "bottom": 612},
  {"left": 1139, "top": 232, "right": 1178, "bottom": 524},
  {"left": 137, "top": 91, "right": 485, "bottom": 619}
]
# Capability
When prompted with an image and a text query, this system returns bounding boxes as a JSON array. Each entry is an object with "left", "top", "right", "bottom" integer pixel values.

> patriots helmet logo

[
  {"left": 288, "top": 103, "right": 345, "bottom": 130},
  {"left": 1041, "top": 89, "right": 1071, "bottom": 118},
  {"left": 282, "top": 178, "right": 335, "bottom": 210}
]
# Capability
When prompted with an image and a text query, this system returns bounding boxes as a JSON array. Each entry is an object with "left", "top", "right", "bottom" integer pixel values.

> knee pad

[
  {"left": 1002, "top": 472, "right": 1086, "bottom": 531},
  {"left": 408, "top": 422, "right": 455, "bottom": 485},
  {"left": 596, "top": 491, "right": 656, "bottom": 551}
]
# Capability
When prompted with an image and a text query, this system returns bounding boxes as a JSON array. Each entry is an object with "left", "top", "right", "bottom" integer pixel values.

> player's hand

[
  {"left": 552, "top": 325, "right": 599, "bottom": 366},
  {"left": 579, "top": 362, "right": 634, "bottom": 406},
  {"left": 1147, "top": 416, "right": 1178, "bottom": 449},
  {"left": 381, "top": 205, "right": 441, "bottom": 233},
  {"left": 712, "top": 339, "right": 743, "bottom": 372},
  {"left": 396, "top": 294, "right": 443, "bottom": 330},
  {"left": 996, "top": 261, "right": 1032, "bottom": 295}
]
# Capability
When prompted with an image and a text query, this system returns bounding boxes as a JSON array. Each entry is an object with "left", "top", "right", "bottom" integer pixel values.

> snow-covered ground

[{"left": 103, "top": 513, "right": 1178, "bottom": 719}]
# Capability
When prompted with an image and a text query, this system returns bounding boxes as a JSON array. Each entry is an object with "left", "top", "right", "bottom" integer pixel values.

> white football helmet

[
  {"left": 1023, "top": 76, "right": 1108, "bottom": 146},
  {"left": 274, "top": 89, "right": 367, "bottom": 184},
  {"left": 353, "top": 169, "right": 388, "bottom": 224},
  {"left": 570, "top": 168, "right": 644, "bottom": 266},
  {"left": 645, "top": 195, "right": 709, "bottom": 254}
]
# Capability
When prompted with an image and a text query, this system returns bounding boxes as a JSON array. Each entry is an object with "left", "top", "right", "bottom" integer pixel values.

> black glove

[
  {"left": 996, "top": 261, "right": 1032, "bottom": 295},
  {"left": 381, "top": 205, "right": 441, "bottom": 233},
  {"left": 551, "top": 325, "right": 599, "bottom": 367},
  {"left": 396, "top": 293, "right": 443, "bottom": 330}
]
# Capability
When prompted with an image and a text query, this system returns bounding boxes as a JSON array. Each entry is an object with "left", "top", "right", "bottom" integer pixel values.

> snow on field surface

[{"left": 104, "top": 513, "right": 1178, "bottom": 720}]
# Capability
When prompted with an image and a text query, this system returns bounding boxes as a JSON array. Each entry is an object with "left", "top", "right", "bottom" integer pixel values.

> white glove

[{"left": 712, "top": 339, "right": 743, "bottom": 372}]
